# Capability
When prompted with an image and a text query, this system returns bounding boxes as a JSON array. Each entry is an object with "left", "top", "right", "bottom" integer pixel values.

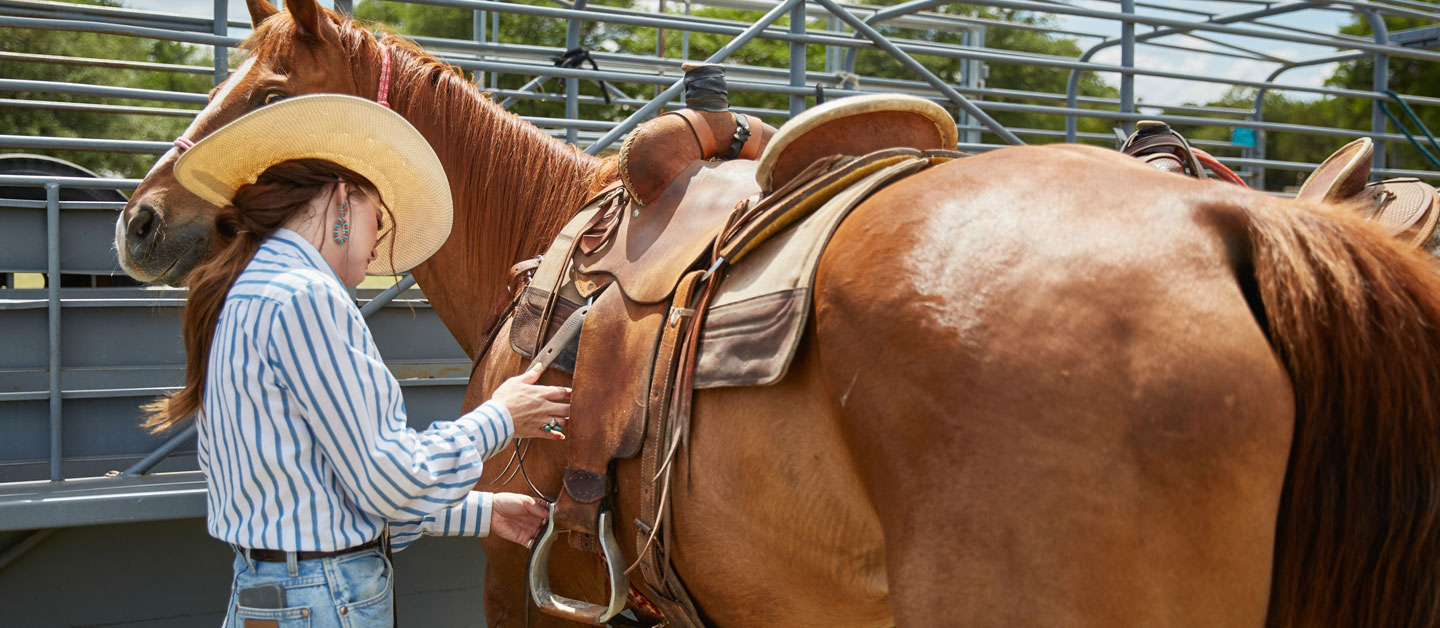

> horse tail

[{"left": 1239, "top": 198, "right": 1440, "bottom": 628}]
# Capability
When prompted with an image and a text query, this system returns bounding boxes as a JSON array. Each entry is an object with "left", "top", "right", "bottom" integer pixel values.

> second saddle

[{"left": 1123, "top": 122, "right": 1440, "bottom": 250}]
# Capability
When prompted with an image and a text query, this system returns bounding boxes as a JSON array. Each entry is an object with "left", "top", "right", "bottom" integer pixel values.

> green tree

[
  {"left": 1327, "top": 15, "right": 1440, "bottom": 174},
  {"left": 0, "top": 0, "right": 212, "bottom": 177}
]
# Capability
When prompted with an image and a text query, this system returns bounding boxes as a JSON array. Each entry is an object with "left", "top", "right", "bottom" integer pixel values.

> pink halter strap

[
  {"left": 377, "top": 44, "right": 392, "bottom": 108},
  {"left": 171, "top": 45, "right": 393, "bottom": 154}
]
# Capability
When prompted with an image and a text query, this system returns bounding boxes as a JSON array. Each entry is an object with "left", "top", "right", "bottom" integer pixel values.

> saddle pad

[{"left": 694, "top": 155, "right": 931, "bottom": 387}]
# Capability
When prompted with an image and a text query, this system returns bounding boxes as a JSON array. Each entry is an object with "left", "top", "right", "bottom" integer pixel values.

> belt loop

[
  {"left": 234, "top": 544, "right": 257, "bottom": 572},
  {"left": 286, "top": 550, "right": 299, "bottom": 577}
]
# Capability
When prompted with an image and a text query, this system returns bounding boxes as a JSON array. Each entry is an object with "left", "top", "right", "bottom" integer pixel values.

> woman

[{"left": 144, "top": 94, "right": 567, "bottom": 627}]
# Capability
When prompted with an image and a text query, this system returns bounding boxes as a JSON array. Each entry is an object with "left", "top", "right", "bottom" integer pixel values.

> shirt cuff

[{"left": 455, "top": 400, "right": 514, "bottom": 460}]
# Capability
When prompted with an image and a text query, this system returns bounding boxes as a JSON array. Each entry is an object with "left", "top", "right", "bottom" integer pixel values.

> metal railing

[
  {"left": 3, "top": 0, "right": 1438, "bottom": 185},
  {"left": 3, "top": 0, "right": 1440, "bottom": 558}
]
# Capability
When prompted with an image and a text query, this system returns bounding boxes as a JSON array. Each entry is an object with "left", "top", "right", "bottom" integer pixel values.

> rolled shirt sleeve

[{"left": 264, "top": 278, "right": 514, "bottom": 522}]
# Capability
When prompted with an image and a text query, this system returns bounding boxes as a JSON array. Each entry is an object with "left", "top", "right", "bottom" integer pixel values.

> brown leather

[
  {"left": 736, "top": 114, "right": 764, "bottom": 160},
  {"left": 674, "top": 108, "right": 717, "bottom": 159},
  {"left": 1295, "top": 137, "right": 1440, "bottom": 249},
  {"left": 577, "top": 159, "right": 762, "bottom": 304},
  {"left": 1296, "top": 137, "right": 1373, "bottom": 204},
  {"left": 246, "top": 538, "right": 380, "bottom": 562},
  {"left": 618, "top": 109, "right": 776, "bottom": 206},
  {"left": 1362, "top": 179, "right": 1440, "bottom": 248},
  {"left": 510, "top": 288, "right": 580, "bottom": 360},
  {"left": 554, "top": 286, "right": 667, "bottom": 535},
  {"left": 1121, "top": 126, "right": 1206, "bottom": 179},
  {"left": 763, "top": 110, "right": 950, "bottom": 193},
  {"left": 632, "top": 269, "right": 709, "bottom": 628},
  {"left": 694, "top": 289, "right": 806, "bottom": 387}
]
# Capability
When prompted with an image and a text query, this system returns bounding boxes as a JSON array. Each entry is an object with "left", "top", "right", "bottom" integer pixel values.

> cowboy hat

[{"left": 174, "top": 93, "right": 452, "bottom": 275}]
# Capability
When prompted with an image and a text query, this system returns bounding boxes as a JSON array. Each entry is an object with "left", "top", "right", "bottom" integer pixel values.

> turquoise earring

[{"left": 332, "top": 197, "right": 350, "bottom": 244}]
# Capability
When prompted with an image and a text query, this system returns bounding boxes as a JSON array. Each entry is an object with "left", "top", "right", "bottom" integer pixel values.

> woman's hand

[
  {"left": 491, "top": 366, "right": 571, "bottom": 441},
  {"left": 490, "top": 492, "right": 551, "bottom": 548}
]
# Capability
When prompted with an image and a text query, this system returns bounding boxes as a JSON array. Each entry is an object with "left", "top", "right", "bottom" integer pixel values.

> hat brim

[{"left": 174, "top": 94, "right": 452, "bottom": 275}]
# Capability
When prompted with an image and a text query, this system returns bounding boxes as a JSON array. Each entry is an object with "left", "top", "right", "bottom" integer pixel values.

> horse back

[{"left": 811, "top": 143, "right": 1296, "bottom": 627}]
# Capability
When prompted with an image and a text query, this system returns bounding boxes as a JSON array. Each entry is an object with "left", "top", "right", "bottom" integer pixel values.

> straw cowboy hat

[{"left": 174, "top": 93, "right": 452, "bottom": 275}]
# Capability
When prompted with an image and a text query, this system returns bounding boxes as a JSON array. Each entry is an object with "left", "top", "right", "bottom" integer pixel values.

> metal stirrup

[{"left": 528, "top": 503, "right": 629, "bottom": 624}]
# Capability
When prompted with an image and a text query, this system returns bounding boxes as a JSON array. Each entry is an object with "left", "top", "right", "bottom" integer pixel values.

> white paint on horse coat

[{"left": 144, "top": 56, "right": 257, "bottom": 179}]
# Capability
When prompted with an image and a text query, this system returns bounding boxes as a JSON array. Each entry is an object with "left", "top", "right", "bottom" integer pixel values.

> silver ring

[{"left": 544, "top": 419, "right": 560, "bottom": 431}]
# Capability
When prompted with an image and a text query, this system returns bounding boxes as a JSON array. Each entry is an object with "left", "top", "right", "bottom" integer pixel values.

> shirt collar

[{"left": 264, "top": 227, "right": 345, "bottom": 286}]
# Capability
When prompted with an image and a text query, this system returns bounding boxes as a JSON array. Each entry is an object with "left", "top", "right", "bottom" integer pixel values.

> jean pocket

[
  {"left": 231, "top": 603, "right": 311, "bottom": 628},
  {"left": 333, "top": 551, "right": 393, "bottom": 623},
  {"left": 334, "top": 551, "right": 392, "bottom": 608}
]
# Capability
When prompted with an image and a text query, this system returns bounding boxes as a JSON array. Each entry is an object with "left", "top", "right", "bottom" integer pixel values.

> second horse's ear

[{"left": 245, "top": 0, "right": 279, "bottom": 29}]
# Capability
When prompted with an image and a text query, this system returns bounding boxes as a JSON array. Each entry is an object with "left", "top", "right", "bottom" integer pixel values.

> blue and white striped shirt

[{"left": 198, "top": 228, "right": 512, "bottom": 552}]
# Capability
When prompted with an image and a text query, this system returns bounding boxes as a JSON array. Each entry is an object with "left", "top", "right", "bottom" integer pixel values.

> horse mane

[{"left": 243, "top": 11, "right": 616, "bottom": 280}]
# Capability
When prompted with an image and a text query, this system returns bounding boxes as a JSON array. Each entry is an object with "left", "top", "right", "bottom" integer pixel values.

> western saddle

[
  {"left": 512, "top": 64, "right": 961, "bottom": 627},
  {"left": 1294, "top": 136, "right": 1440, "bottom": 248},
  {"left": 1122, "top": 121, "right": 1440, "bottom": 249}
]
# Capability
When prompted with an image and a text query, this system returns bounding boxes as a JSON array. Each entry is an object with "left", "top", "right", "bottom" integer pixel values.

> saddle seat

[
  {"left": 516, "top": 93, "right": 965, "bottom": 627},
  {"left": 1295, "top": 137, "right": 1440, "bottom": 249}
]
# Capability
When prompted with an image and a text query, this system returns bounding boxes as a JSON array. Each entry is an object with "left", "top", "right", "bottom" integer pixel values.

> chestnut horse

[{"left": 115, "top": 2, "right": 1440, "bottom": 626}]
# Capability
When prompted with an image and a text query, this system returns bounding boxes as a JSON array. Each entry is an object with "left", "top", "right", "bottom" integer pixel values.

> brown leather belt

[{"left": 246, "top": 538, "right": 381, "bottom": 563}]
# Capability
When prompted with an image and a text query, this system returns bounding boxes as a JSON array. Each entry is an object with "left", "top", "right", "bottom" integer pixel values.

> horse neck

[{"left": 375, "top": 39, "right": 606, "bottom": 356}]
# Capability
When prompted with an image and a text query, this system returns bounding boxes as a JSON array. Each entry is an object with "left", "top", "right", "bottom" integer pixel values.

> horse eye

[{"left": 263, "top": 91, "right": 287, "bottom": 105}]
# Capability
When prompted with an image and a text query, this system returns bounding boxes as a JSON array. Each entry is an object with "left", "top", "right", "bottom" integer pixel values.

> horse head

[{"left": 116, "top": 0, "right": 384, "bottom": 284}]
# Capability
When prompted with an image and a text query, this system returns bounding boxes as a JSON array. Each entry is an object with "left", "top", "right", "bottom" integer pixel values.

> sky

[{"left": 124, "top": 0, "right": 1360, "bottom": 108}]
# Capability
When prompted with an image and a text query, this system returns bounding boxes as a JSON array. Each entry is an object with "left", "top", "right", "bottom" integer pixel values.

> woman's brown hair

[{"left": 143, "top": 159, "right": 391, "bottom": 432}]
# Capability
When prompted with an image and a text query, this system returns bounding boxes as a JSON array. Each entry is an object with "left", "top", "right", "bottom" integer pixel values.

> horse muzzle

[{"left": 115, "top": 200, "right": 211, "bottom": 285}]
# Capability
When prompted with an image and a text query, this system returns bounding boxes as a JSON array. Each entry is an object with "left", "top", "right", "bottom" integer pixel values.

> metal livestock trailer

[{"left": 3, "top": 0, "right": 1440, "bottom": 624}]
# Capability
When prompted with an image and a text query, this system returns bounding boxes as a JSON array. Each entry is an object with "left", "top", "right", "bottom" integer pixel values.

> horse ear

[
  {"left": 245, "top": 0, "right": 279, "bottom": 28},
  {"left": 285, "top": 0, "right": 328, "bottom": 41}
]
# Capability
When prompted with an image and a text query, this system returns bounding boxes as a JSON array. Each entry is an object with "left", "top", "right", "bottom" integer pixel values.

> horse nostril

[{"left": 127, "top": 204, "right": 161, "bottom": 249}]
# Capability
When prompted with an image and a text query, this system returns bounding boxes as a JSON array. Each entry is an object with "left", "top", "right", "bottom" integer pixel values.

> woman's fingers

[{"left": 519, "top": 365, "right": 543, "bottom": 384}]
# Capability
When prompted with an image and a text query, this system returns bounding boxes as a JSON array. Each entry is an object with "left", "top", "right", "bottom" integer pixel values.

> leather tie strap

[{"left": 671, "top": 108, "right": 718, "bottom": 159}]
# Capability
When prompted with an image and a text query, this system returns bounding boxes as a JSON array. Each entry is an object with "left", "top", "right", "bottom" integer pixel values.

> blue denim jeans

[{"left": 224, "top": 546, "right": 394, "bottom": 628}]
